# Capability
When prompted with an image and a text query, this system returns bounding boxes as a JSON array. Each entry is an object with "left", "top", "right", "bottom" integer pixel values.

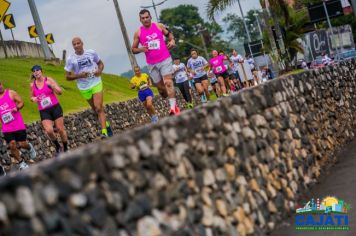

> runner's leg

[
  {"left": 54, "top": 117, "right": 68, "bottom": 151},
  {"left": 201, "top": 80, "right": 210, "bottom": 100},
  {"left": 92, "top": 91, "right": 106, "bottom": 132},
  {"left": 42, "top": 119, "right": 61, "bottom": 152}
]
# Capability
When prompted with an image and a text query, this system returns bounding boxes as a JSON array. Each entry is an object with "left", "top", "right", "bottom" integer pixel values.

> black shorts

[
  {"left": 39, "top": 103, "right": 63, "bottom": 121},
  {"left": 193, "top": 74, "right": 208, "bottom": 84},
  {"left": 215, "top": 71, "right": 229, "bottom": 79},
  {"left": 3, "top": 130, "right": 27, "bottom": 144}
]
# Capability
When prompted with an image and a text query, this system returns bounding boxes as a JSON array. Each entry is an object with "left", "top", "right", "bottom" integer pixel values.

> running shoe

[
  {"left": 106, "top": 121, "right": 113, "bottom": 137},
  {"left": 19, "top": 161, "right": 29, "bottom": 170},
  {"left": 28, "top": 143, "right": 37, "bottom": 160},
  {"left": 222, "top": 93, "right": 229, "bottom": 97},
  {"left": 187, "top": 102, "right": 194, "bottom": 109},
  {"left": 151, "top": 115, "right": 159, "bottom": 124},
  {"left": 169, "top": 104, "right": 180, "bottom": 116},
  {"left": 0, "top": 165, "right": 6, "bottom": 176}
]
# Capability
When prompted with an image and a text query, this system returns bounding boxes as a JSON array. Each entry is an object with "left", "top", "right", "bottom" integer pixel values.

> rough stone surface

[{"left": 0, "top": 59, "right": 355, "bottom": 235}]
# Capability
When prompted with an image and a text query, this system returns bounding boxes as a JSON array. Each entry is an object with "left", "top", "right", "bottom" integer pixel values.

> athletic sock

[
  {"left": 168, "top": 98, "right": 176, "bottom": 110},
  {"left": 106, "top": 121, "right": 110, "bottom": 128},
  {"left": 63, "top": 142, "right": 68, "bottom": 152}
]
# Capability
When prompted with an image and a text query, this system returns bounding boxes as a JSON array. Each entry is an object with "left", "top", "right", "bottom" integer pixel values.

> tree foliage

[{"left": 160, "top": 4, "right": 228, "bottom": 60}]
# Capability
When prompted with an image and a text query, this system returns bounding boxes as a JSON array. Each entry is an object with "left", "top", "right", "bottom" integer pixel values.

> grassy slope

[{"left": 0, "top": 58, "right": 138, "bottom": 122}]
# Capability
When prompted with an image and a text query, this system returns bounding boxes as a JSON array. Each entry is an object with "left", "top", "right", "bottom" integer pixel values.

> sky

[{"left": 1, "top": 0, "right": 260, "bottom": 75}]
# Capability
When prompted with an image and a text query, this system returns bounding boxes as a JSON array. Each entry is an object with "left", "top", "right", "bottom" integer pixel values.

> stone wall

[
  {"left": 0, "top": 59, "right": 355, "bottom": 236},
  {"left": 0, "top": 40, "right": 55, "bottom": 59},
  {"left": 0, "top": 94, "right": 191, "bottom": 164}
]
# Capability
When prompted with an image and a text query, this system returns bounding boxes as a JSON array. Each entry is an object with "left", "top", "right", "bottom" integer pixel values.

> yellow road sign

[
  {"left": 45, "top": 33, "right": 55, "bottom": 44},
  {"left": 3, "top": 13, "right": 15, "bottom": 29},
  {"left": 28, "top": 25, "right": 38, "bottom": 38},
  {"left": 0, "top": 0, "right": 11, "bottom": 22}
]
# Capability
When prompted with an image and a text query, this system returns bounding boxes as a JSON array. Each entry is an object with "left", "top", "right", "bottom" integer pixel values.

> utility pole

[
  {"left": 27, "top": 0, "right": 52, "bottom": 59},
  {"left": 237, "top": 0, "right": 253, "bottom": 58},
  {"left": 0, "top": 29, "right": 8, "bottom": 58},
  {"left": 196, "top": 24, "right": 209, "bottom": 59},
  {"left": 141, "top": 0, "right": 168, "bottom": 22},
  {"left": 350, "top": 0, "right": 356, "bottom": 18},
  {"left": 323, "top": 0, "right": 340, "bottom": 59},
  {"left": 112, "top": 0, "right": 138, "bottom": 70}
]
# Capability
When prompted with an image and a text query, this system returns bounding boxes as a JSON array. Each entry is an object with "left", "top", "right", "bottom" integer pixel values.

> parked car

[{"left": 310, "top": 57, "right": 325, "bottom": 69}]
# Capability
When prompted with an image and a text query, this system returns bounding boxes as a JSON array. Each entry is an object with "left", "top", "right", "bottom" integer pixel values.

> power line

[{"left": 140, "top": 0, "right": 168, "bottom": 22}]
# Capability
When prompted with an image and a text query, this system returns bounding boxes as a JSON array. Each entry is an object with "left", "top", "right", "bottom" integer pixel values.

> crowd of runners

[{"left": 0, "top": 9, "right": 274, "bottom": 176}]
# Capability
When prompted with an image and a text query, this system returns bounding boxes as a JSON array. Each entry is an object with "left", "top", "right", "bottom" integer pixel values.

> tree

[
  {"left": 160, "top": 4, "right": 228, "bottom": 60},
  {"left": 223, "top": 9, "right": 262, "bottom": 43}
]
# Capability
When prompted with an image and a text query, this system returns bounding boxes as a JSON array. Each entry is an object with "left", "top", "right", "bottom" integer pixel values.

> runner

[
  {"left": 186, "top": 49, "right": 210, "bottom": 103},
  {"left": 208, "top": 70, "right": 221, "bottom": 97},
  {"left": 173, "top": 58, "right": 193, "bottom": 108},
  {"left": 230, "top": 50, "right": 245, "bottom": 89},
  {"left": 30, "top": 65, "right": 68, "bottom": 154},
  {"left": 132, "top": 9, "right": 180, "bottom": 115},
  {"left": 65, "top": 37, "right": 113, "bottom": 138},
  {"left": 221, "top": 52, "right": 237, "bottom": 93},
  {"left": 231, "top": 50, "right": 254, "bottom": 88},
  {"left": 209, "top": 50, "right": 228, "bottom": 96},
  {"left": 0, "top": 81, "right": 36, "bottom": 172},
  {"left": 246, "top": 54, "right": 259, "bottom": 86},
  {"left": 130, "top": 66, "right": 159, "bottom": 123}
]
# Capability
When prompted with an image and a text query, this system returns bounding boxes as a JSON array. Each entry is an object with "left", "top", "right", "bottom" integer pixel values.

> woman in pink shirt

[
  {"left": 0, "top": 82, "right": 36, "bottom": 172},
  {"left": 209, "top": 50, "right": 229, "bottom": 96},
  {"left": 30, "top": 65, "right": 68, "bottom": 154}
]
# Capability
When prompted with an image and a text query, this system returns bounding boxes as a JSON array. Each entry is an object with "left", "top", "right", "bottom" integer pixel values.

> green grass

[{"left": 0, "top": 58, "right": 138, "bottom": 122}]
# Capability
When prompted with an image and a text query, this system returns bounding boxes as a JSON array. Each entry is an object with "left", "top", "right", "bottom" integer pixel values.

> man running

[
  {"left": 30, "top": 65, "right": 68, "bottom": 154},
  {"left": 0, "top": 81, "right": 36, "bottom": 171},
  {"left": 130, "top": 66, "right": 159, "bottom": 123},
  {"left": 209, "top": 50, "right": 228, "bottom": 96},
  {"left": 186, "top": 49, "right": 210, "bottom": 103},
  {"left": 65, "top": 37, "right": 113, "bottom": 138},
  {"left": 131, "top": 9, "right": 180, "bottom": 115},
  {"left": 173, "top": 57, "right": 193, "bottom": 108}
]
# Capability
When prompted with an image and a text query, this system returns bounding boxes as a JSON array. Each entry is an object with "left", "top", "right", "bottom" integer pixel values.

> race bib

[
  {"left": 1, "top": 112, "right": 14, "bottom": 124},
  {"left": 139, "top": 84, "right": 148, "bottom": 90},
  {"left": 148, "top": 40, "right": 160, "bottom": 50},
  {"left": 216, "top": 66, "right": 223, "bottom": 73},
  {"left": 41, "top": 97, "right": 52, "bottom": 109},
  {"left": 195, "top": 68, "right": 204, "bottom": 74}
]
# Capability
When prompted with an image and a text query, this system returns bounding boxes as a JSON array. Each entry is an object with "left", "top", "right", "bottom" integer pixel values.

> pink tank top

[
  {"left": 139, "top": 23, "right": 171, "bottom": 65},
  {"left": 0, "top": 89, "right": 26, "bottom": 133},
  {"left": 210, "top": 55, "right": 227, "bottom": 74},
  {"left": 32, "top": 77, "right": 59, "bottom": 111}
]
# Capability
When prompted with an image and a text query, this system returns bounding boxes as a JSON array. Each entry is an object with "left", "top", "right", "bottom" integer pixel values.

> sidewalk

[{"left": 271, "top": 139, "right": 356, "bottom": 236}]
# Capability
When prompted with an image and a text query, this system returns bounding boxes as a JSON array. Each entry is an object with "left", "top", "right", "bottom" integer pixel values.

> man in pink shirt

[{"left": 131, "top": 9, "right": 180, "bottom": 115}]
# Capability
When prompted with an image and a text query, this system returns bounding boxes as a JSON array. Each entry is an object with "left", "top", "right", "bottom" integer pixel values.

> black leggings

[{"left": 176, "top": 80, "right": 192, "bottom": 103}]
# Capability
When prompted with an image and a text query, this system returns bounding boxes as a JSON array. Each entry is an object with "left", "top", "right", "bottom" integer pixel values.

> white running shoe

[
  {"left": 19, "top": 161, "right": 29, "bottom": 170},
  {"left": 28, "top": 143, "right": 37, "bottom": 160}
]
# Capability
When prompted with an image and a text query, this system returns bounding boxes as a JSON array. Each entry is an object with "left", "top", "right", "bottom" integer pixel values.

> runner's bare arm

[
  {"left": 132, "top": 30, "right": 148, "bottom": 54},
  {"left": 65, "top": 71, "right": 89, "bottom": 81},
  {"left": 158, "top": 23, "right": 175, "bottom": 49},
  {"left": 47, "top": 77, "right": 62, "bottom": 95},
  {"left": 130, "top": 82, "right": 136, "bottom": 89},
  {"left": 10, "top": 90, "right": 24, "bottom": 112},
  {"left": 29, "top": 82, "right": 38, "bottom": 103},
  {"left": 94, "top": 60, "right": 104, "bottom": 77}
]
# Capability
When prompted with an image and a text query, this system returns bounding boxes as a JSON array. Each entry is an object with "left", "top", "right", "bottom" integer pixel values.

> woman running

[
  {"left": 30, "top": 65, "right": 68, "bottom": 154},
  {"left": 209, "top": 50, "right": 228, "bottom": 96}
]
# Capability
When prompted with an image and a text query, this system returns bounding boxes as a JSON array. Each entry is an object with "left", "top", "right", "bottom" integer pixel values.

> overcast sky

[{"left": 1, "top": 0, "right": 260, "bottom": 75}]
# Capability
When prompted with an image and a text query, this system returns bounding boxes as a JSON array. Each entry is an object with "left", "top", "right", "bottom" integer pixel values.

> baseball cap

[{"left": 31, "top": 65, "right": 42, "bottom": 72}]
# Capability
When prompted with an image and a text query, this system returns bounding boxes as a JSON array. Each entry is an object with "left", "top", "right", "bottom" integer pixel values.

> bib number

[
  {"left": 1, "top": 112, "right": 14, "bottom": 124},
  {"left": 41, "top": 97, "right": 52, "bottom": 108},
  {"left": 216, "top": 66, "right": 223, "bottom": 73},
  {"left": 148, "top": 40, "right": 160, "bottom": 50}
]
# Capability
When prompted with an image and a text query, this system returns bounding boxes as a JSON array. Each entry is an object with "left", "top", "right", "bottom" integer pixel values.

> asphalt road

[{"left": 271, "top": 139, "right": 356, "bottom": 236}]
